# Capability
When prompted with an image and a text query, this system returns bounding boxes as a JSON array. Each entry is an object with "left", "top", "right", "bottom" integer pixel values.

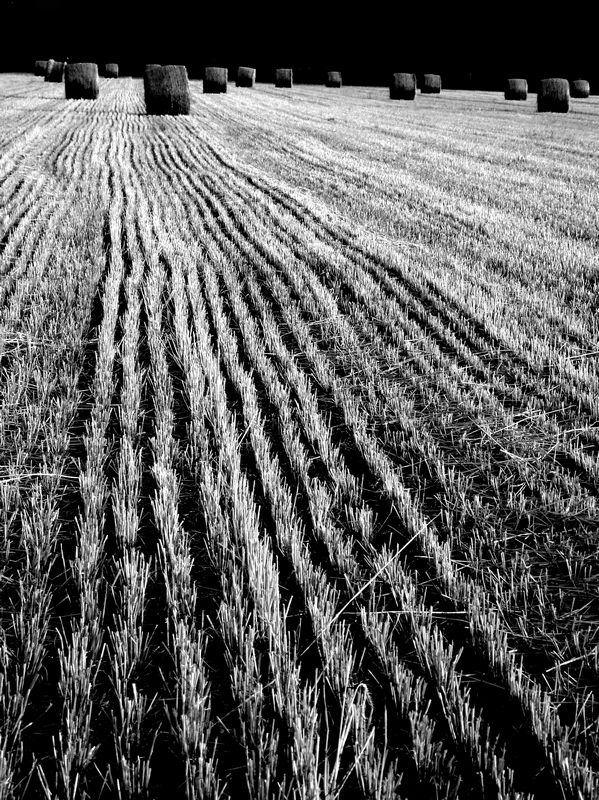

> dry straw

[
  {"left": 236, "top": 66, "right": 256, "bottom": 87},
  {"left": 204, "top": 67, "right": 228, "bottom": 93},
  {"left": 65, "top": 63, "right": 100, "bottom": 99},
  {"left": 45, "top": 60, "right": 65, "bottom": 83},
  {"left": 275, "top": 68, "right": 293, "bottom": 88},
  {"left": 326, "top": 70, "right": 342, "bottom": 88},
  {"left": 421, "top": 73, "right": 441, "bottom": 93},
  {"left": 34, "top": 60, "right": 47, "bottom": 77},
  {"left": 537, "top": 78, "right": 569, "bottom": 113},
  {"left": 144, "top": 65, "right": 190, "bottom": 115},
  {"left": 143, "top": 65, "right": 161, "bottom": 95},
  {"left": 390, "top": 72, "right": 416, "bottom": 100},
  {"left": 505, "top": 78, "right": 527, "bottom": 100},
  {"left": 103, "top": 63, "right": 119, "bottom": 79},
  {"left": 570, "top": 79, "right": 590, "bottom": 98}
]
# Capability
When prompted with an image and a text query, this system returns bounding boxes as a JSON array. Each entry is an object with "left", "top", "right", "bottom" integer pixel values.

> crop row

[{"left": 0, "top": 74, "right": 597, "bottom": 798}]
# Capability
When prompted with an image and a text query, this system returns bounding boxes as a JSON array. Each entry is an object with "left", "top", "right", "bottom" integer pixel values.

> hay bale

[
  {"left": 390, "top": 72, "right": 416, "bottom": 100},
  {"left": 275, "top": 68, "right": 293, "bottom": 88},
  {"left": 421, "top": 73, "right": 441, "bottom": 93},
  {"left": 236, "top": 66, "right": 256, "bottom": 87},
  {"left": 325, "top": 70, "right": 342, "bottom": 88},
  {"left": 34, "top": 60, "right": 47, "bottom": 77},
  {"left": 204, "top": 66, "right": 228, "bottom": 93},
  {"left": 570, "top": 79, "right": 590, "bottom": 98},
  {"left": 65, "top": 63, "right": 100, "bottom": 99},
  {"left": 537, "top": 78, "right": 569, "bottom": 112},
  {"left": 505, "top": 78, "right": 527, "bottom": 100},
  {"left": 104, "top": 63, "right": 119, "bottom": 79},
  {"left": 45, "top": 59, "right": 65, "bottom": 82},
  {"left": 144, "top": 65, "right": 190, "bottom": 115},
  {"left": 143, "top": 65, "right": 158, "bottom": 95}
]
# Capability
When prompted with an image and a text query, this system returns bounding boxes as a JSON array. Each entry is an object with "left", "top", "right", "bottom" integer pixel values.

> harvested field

[{"left": 1, "top": 74, "right": 599, "bottom": 799}]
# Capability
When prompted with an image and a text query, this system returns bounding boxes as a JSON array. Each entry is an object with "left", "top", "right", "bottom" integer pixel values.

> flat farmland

[{"left": 1, "top": 72, "right": 599, "bottom": 799}]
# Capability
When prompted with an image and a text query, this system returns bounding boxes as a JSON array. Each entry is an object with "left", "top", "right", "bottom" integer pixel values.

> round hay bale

[
  {"left": 34, "top": 60, "right": 48, "bottom": 77},
  {"left": 236, "top": 66, "right": 256, "bottom": 87},
  {"left": 144, "top": 65, "right": 190, "bottom": 115},
  {"left": 143, "top": 65, "right": 159, "bottom": 96},
  {"left": 537, "top": 78, "right": 569, "bottom": 113},
  {"left": 45, "top": 60, "right": 65, "bottom": 83},
  {"left": 204, "top": 66, "right": 228, "bottom": 94},
  {"left": 275, "top": 68, "right": 293, "bottom": 88},
  {"left": 325, "top": 70, "right": 342, "bottom": 88},
  {"left": 421, "top": 73, "right": 441, "bottom": 93},
  {"left": 104, "top": 63, "right": 119, "bottom": 79},
  {"left": 390, "top": 72, "right": 416, "bottom": 100},
  {"left": 65, "top": 63, "right": 100, "bottom": 99},
  {"left": 505, "top": 78, "right": 527, "bottom": 100},
  {"left": 570, "top": 79, "right": 590, "bottom": 98}
]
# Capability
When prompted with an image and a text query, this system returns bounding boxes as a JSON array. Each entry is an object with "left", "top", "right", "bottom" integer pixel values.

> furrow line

[
  {"left": 143, "top": 240, "right": 224, "bottom": 799},
  {"left": 38, "top": 145, "right": 124, "bottom": 799},
  {"left": 134, "top": 142, "right": 330, "bottom": 796},
  {"left": 0, "top": 195, "right": 105, "bottom": 800},
  {"left": 136, "top": 121, "right": 555, "bottom": 797},
  {"left": 152, "top": 132, "right": 597, "bottom": 792},
  {"left": 175, "top": 122, "right": 599, "bottom": 433},
  {"left": 140, "top": 125, "right": 599, "bottom": 641}
]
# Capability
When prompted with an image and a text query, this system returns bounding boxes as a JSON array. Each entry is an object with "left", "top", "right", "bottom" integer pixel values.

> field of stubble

[{"left": 1, "top": 72, "right": 599, "bottom": 800}]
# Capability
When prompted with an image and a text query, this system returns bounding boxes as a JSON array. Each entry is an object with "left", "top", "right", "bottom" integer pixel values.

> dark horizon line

[{"left": 3, "top": 61, "right": 596, "bottom": 91}]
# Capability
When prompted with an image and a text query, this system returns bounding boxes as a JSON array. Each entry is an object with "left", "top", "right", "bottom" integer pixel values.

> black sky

[{"left": 2, "top": 0, "right": 596, "bottom": 87}]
